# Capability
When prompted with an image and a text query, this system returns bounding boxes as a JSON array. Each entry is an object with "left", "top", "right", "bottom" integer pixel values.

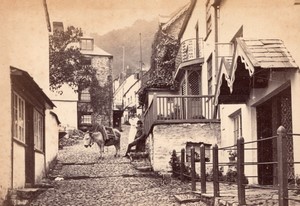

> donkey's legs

[
  {"left": 98, "top": 143, "right": 105, "bottom": 160},
  {"left": 114, "top": 144, "right": 120, "bottom": 157}
]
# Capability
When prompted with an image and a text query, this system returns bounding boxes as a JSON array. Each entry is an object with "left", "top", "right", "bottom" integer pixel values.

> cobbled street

[{"left": 30, "top": 126, "right": 206, "bottom": 206}]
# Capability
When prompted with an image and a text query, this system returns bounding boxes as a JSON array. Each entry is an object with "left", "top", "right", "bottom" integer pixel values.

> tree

[{"left": 49, "top": 26, "right": 95, "bottom": 93}]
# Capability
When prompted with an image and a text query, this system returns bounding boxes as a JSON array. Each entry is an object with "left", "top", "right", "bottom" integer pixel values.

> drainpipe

[{"left": 213, "top": 2, "right": 220, "bottom": 88}]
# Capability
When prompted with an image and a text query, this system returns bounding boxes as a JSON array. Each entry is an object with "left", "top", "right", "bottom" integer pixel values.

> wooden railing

[{"left": 143, "top": 94, "right": 220, "bottom": 136}]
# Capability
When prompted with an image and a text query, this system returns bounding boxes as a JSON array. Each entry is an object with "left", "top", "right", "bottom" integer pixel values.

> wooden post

[
  {"left": 152, "top": 93, "right": 158, "bottom": 121},
  {"left": 213, "top": 144, "right": 220, "bottom": 197},
  {"left": 237, "top": 137, "right": 246, "bottom": 205},
  {"left": 200, "top": 144, "right": 206, "bottom": 193},
  {"left": 277, "top": 126, "right": 288, "bottom": 206},
  {"left": 191, "top": 147, "right": 196, "bottom": 191},
  {"left": 181, "top": 148, "right": 185, "bottom": 182}
]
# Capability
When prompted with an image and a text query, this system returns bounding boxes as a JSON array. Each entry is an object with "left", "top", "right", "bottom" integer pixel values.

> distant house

[
  {"left": 50, "top": 26, "right": 114, "bottom": 130},
  {"left": 113, "top": 71, "right": 142, "bottom": 126},
  {"left": 0, "top": 0, "right": 59, "bottom": 204},
  {"left": 77, "top": 36, "right": 113, "bottom": 130}
]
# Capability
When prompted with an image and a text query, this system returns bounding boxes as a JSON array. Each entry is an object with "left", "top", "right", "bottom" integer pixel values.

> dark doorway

[
  {"left": 256, "top": 86, "right": 293, "bottom": 185},
  {"left": 25, "top": 103, "right": 35, "bottom": 186},
  {"left": 113, "top": 110, "right": 123, "bottom": 131}
]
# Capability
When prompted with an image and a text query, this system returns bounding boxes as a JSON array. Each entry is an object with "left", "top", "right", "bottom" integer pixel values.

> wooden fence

[{"left": 170, "top": 126, "right": 300, "bottom": 206}]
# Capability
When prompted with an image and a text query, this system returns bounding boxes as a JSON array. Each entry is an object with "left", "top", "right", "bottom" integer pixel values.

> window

[
  {"left": 207, "top": 55, "right": 213, "bottom": 95},
  {"left": 206, "top": 0, "right": 212, "bottom": 35},
  {"left": 231, "top": 110, "right": 242, "bottom": 143},
  {"left": 34, "top": 109, "right": 44, "bottom": 151},
  {"left": 81, "top": 115, "right": 92, "bottom": 124},
  {"left": 80, "top": 38, "right": 93, "bottom": 50},
  {"left": 80, "top": 92, "right": 91, "bottom": 101},
  {"left": 13, "top": 93, "right": 25, "bottom": 142}
]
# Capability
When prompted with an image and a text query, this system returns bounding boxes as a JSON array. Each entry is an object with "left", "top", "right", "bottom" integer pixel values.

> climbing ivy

[{"left": 138, "top": 28, "right": 180, "bottom": 105}]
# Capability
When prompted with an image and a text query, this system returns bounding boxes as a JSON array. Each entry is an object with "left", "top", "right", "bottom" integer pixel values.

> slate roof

[
  {"left": 237, "top": 38, "right": 298, "bottom": 69},
  {"left": 80, "top": 46, "right": 112, "bottom": 57},
  {"left": 161, "top": 2, "right": 190, "bottom": 31}
]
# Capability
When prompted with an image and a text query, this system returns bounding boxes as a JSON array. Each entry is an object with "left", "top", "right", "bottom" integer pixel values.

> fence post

[
  {"left": 153, "top": 93, "right": 158, "bottom": 121},
  {"left": 213, "top": 144, "right": 220, "bottom": 197},
  {"left": 277, "top": 126, "right": 288, "bottom": 206},
  {"left": 200, "top": 144, "right": 206, "bottom": 193},
  {"left": 181, "top": 148, "right": 185, "bottom": 182},
  {"left": 237, "top": 137, "right": 246, "bottom": 205},
  {"left": 191, "top": 147, "right": 196, "bottom": 191}
]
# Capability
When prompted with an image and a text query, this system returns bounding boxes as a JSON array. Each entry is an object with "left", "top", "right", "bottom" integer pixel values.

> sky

[{"left": 47, "top": 0, "right": 190, "bottom": 36}]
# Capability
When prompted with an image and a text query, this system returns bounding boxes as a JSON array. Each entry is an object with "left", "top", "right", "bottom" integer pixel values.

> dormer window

[{"left": 80, "top": 38, "right": 94, "bottom": 50}]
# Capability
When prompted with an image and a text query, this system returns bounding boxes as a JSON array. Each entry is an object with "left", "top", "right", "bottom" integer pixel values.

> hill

[{"left": 91, "top": 18, "right": 159, "bottom": 78}]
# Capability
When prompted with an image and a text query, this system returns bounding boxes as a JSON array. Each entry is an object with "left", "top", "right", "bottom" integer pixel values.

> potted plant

[{"left": 228, "top": 150, "right": 237, "bottom": 162}]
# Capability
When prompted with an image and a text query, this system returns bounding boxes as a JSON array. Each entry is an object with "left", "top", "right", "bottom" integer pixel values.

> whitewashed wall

[
  {"left": 216, "top": 0, "right": 300, "bottom": 177},
  {"left": 148, "top": 123, "right": 220, "bottom": 173},
  {"left": 0, "top": 0, "right": 54, "bottom": 202}
]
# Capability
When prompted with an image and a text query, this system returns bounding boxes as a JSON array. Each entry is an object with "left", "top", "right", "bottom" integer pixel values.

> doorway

[
  {"left": 25, "top": 103, "right": 35, "bottom": 186},
  {"left": 256, "top": 86, "right": 293, "bottom": 185}
]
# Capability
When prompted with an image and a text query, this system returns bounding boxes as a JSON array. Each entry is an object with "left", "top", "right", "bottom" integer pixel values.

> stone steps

[{"left": 6, "top": 188, "right": 47, "bottom": 206}]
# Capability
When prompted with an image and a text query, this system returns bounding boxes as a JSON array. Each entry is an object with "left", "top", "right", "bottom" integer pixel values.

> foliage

[
  {"left": 49, "top": 26, "right": 95, "bottom": 92},
  {"left": 138, "top": 28, "right": 180, "bottom": 105},
  {"left": 89, "top": 74, "right": 113, "bottom": 124},
  {"left": 228, "top": 150, "right": 237, "bottom": 161},
  {"left": 206, "top": 166, "right": 225, "bottom": 182},
  {"left": 169, "top": 150, "right": 199, "bottom": 180}
]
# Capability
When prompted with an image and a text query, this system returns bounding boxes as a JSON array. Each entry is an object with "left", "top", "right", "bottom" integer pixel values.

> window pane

[{"left": 81, "top": 115, "right": 92, "bottom": 124}]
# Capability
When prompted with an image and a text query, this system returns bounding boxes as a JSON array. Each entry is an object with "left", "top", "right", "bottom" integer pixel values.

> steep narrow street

[{"left": 29, "top": 126, "right": 206, "bottom": 206}]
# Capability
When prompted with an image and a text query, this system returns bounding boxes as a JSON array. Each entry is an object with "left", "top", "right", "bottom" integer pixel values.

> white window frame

[
  {"left": 13, "top": 92, "right": 25, "bottom": 143},
  {"left": 80, "top": 39, "right": 93, "bottom": 50},
  {"left": 230, "top": 109, "right": 242, "bottom": 143},
  {"left": 34, "top": 109, "right": 44, "bottom": 151},
  {"left": 81, "top": 114, "right": 92, "bottom": 124},
  {"left": 80, "top": 92, "right": 91, "bottom": 101}
]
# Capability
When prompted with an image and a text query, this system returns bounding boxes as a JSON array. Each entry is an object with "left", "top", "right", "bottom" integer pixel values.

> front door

[
  {"left": 256, "top": 87, "right": 293, "bottom": 185},
  {"left": 25, "top": 103, "right": 35, "bottom": 186}
]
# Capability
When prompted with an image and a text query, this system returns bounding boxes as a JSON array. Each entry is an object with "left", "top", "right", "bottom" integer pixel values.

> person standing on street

[{"left": 128, "top": 113, "right": 139, "bottom": 144}]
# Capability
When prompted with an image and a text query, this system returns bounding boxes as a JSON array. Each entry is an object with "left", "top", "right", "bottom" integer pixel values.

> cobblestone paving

[{"left": 30, "top": 126, "right": 207, "bottom": 206}]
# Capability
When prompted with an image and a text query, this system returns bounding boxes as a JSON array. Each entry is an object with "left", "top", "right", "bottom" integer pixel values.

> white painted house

[
  {"left": 0, "top": 0, "right": 59, "bottom": 204},
  {"left": 201, "top": 0, "right": 300, "bottom": 185}
]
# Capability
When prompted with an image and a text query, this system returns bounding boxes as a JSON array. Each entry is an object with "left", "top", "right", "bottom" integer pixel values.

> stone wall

[{"left": 147, "top": 123, "right": 221, "bottom": 173}]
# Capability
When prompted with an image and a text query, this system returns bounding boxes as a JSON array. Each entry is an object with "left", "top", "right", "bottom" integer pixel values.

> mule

[{"left": 83, "top": 125, "right": 121, "bottom": 159}]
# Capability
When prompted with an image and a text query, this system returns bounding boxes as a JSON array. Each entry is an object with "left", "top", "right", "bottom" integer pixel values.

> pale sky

[{"left": 47, "top": 0, "right": 190, "bottom": 35}]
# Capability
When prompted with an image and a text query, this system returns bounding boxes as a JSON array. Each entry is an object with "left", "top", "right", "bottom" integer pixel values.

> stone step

[{"left": 7, "top": 188, "right": 46, "bottom": 206}]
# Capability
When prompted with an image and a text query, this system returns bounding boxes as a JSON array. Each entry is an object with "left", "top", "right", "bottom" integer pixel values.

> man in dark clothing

[{"left": 124, "top": 120, "right": 146, "bottom": 157}]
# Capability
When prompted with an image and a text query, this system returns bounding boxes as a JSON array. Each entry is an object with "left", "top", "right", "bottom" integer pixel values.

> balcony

[
  {"left": 174, "top": 38, "right": 204, "bottom": 79},
  {"left": 143, "top": 94, "right": 220, "bottom": 136}
]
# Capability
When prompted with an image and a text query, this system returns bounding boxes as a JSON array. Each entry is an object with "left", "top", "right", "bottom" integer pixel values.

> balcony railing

[
  {"left": 143, "top": 94, "right": 220, "bottom": 136},
  {"left": 175, "top": 38, "right": 204, "bottom": 75}
]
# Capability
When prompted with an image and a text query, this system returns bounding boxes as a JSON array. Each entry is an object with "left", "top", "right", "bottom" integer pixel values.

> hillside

[{"left": 91, "top": 18, "right": 159, "bottom": 78}]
